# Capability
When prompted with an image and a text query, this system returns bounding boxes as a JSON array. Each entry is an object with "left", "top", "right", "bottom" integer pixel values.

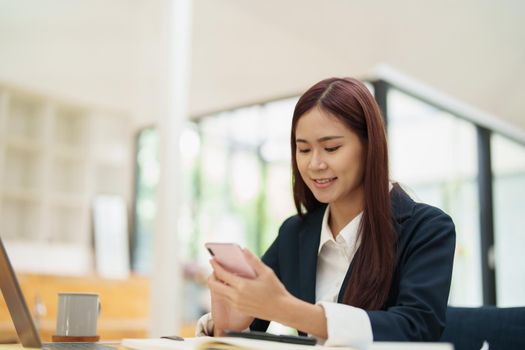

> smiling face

[{"left": 295, "top": 107, "right": 365, "bottom": 210}]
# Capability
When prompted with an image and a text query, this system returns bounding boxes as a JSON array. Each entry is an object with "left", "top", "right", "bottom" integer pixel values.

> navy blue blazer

[{"left": 250, "top": 183, "right": 456, "bottom": 341}]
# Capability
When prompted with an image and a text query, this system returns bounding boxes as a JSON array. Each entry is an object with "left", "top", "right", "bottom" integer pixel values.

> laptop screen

[{"left": 0, "top": 236, "right": 42, "bottom": 347}]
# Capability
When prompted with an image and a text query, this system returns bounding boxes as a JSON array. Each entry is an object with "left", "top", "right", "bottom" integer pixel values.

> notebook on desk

[
  {"left": 0, "top": 235, "right": 115, "bottom": 350},
  {"left": 123, "top": 337, "right": 343, "bottom": 350},
  {"left": 122, "top": 337, "right": 453, "bottom": 350}
]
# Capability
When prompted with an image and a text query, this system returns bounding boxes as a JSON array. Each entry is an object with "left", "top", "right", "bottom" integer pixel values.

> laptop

[{"left": 0, "top": 235, "right": 116, "bottom": 350}]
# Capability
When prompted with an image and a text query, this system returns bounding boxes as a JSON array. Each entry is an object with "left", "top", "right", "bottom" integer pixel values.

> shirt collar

[
  {"left": 318, "top": 205, "right": 363, "bottom": 255},
  {"left": 317, "top": 182, "right": 393, "bottom": 255}
]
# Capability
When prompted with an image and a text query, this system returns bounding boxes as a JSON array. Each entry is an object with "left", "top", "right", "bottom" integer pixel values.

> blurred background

[{"left": 0, "top": 0, "right": 524, "bottom": 341}]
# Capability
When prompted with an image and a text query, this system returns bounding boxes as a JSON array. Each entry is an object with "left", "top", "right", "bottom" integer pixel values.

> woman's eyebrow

[
  {"left": 318, "top": 136, "right": 344, "bottom": 142},
  {"left": 295, "top": 135, "right": 344, "bottom": 143}
]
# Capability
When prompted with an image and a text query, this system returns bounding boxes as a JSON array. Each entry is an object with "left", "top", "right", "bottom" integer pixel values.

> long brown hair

[{"left": 291, "top": 77, "right": 395, "bottom": 310}]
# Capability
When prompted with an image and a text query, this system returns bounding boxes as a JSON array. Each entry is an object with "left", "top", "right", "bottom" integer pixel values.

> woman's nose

[{"left": 308, "top": 152, "right": 327, "bottom": 170}]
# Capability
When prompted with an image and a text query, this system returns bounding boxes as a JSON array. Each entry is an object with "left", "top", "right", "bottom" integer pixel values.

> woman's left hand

[{"left": 208, "top": 249, "right": 292, "bottom": 322}]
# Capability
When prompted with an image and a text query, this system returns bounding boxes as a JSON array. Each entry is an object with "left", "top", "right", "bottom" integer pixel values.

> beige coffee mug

[{"left": 55, "top": 293, "right": 100, "bottom": 337}]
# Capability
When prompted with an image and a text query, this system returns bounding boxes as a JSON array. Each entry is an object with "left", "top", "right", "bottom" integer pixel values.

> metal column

[{"left": 477, "top": 126, "right": 497, "bottom": 305}]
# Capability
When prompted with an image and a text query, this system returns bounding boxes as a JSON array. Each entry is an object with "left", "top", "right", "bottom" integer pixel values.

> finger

[
  {"left": 243, "top": 248, "right": 269, "bottom": 275},
  {"left": 210, "top": 258, "right": 243, "bottom": 287},
  {"left": 208, "top": 275, "right": 234, "bottom": 299},
  {"left": 209, "top": 258, "right": 229, "bottom": 282},
  {"left": 208, "top": 272, "right": 223, "bottom": 285},
  {"left": 208, "top": 261, "right": 225, "bottom": 283}
]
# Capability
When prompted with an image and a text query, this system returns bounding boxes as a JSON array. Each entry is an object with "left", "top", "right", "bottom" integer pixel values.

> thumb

[{"left": 243, "top": 248, "right": 268, "bottom": 275}]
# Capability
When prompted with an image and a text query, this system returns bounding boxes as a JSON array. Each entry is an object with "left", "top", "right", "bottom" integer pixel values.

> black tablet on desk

[{"left": 224, "top": 330, "right": 317, "bottom": 346}]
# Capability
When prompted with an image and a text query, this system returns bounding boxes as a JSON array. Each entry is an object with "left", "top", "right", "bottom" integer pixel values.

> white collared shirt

[{"left": 315, "top": 206, "right": 373, "bottom": 347}]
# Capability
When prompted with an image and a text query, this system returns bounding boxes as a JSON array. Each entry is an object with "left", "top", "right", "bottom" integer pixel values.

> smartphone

[{"left": 205, "top": 242, "right": 257, "bottom": 279}]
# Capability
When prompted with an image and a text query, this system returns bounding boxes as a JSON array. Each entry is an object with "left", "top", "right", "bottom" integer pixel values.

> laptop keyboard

[{"left": 42, "top": 343, "right": 117, "bottom": 350}]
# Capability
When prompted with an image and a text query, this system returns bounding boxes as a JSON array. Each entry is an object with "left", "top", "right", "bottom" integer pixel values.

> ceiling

[
  {"left": 0, "top": 0, "right": 524, "bottom": 132},
  {"left": 190, "top": 0, "right": 525, "bottom": 131}
]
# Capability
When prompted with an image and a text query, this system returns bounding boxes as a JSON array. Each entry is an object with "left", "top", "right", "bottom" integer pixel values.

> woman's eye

[
  {"left": 298, "top": 149, "right": 310, "bottom": 154},
  {"left": 325, "top": 146, "right": 341, "bottom": 153}
]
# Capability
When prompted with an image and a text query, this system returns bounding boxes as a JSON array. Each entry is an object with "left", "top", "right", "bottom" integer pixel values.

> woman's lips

[{"left": 312, "top": 177, "right": 337, "bottom": 189}]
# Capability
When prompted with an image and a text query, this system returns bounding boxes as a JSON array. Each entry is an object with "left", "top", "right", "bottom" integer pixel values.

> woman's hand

[
  {"left": 208, "top": 249, "right": 293, "bottom": 324},
  {"left": 208, "top": 273, "right": 254, "bottom": 336}
]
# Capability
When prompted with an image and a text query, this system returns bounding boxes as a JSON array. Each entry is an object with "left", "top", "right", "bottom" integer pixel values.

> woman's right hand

[{"left": 208, "top": 274, "right": 254, "bottom": 336}]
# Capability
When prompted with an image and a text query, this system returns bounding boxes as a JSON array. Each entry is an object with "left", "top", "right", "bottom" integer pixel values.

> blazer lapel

[
  {"left": 298, "top": 206, "right": 325, "bottom": 304},
  {"left": 337, "top": 257, "right": 355, "bottom": 302}
]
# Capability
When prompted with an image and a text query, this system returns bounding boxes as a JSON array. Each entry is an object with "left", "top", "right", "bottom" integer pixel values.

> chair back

[{"left": 440, "top": 306, "right": 525, "bottom": 350}]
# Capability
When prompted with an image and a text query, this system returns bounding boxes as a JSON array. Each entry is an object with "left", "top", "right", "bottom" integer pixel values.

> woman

[{"left": 197, "top": 77, "right": 456, "bottom": 347}]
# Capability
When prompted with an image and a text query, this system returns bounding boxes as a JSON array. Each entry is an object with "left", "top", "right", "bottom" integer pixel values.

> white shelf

[
  {"left": 54, "top": 105, "right": 90, "bottom": 148},
  {"left": 52, "top": 144, "right": 90, "bottom": 160},
  {"left": 49, "top": 192, "right": 87, "bottom": 208},
  {"left": 47, "top": 203, "right": 88, "bottom": 244},
  {"left": 6, "top": 94, "right": 44, "bottom": 141},
  {"left": 2, "top": 240, "right": 93, "bottom": 275},
  {"left": 50, "top": 156, "right": 88, "bottom": 194},
  {"left": 6, "top": 136, "right": 44, "bottom": 153},
  {"left": 0, "top": 83, "right": 134, "bottom": 274},
  {"left": 1, "top": 188, "right": 41, "bottom": 202},
  {"left": 3, "top": 147, "right": 43, "bottom": 190},
  {"left": 0, "top": 198, "right": 41, "bottom": 240}
]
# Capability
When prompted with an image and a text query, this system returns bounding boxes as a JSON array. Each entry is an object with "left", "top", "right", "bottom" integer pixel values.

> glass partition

[
  {"left": 195, "top": 99, "right": 297, "bottom": 262},
  {"left": 492, "top": 134, "right": 525, "bottom": 306},
  {"left": 387, "top": 88, "right": 482, "bottom": 306},
  {"left": 131, "top": 127, "right": 159, "bottom": 273}
]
